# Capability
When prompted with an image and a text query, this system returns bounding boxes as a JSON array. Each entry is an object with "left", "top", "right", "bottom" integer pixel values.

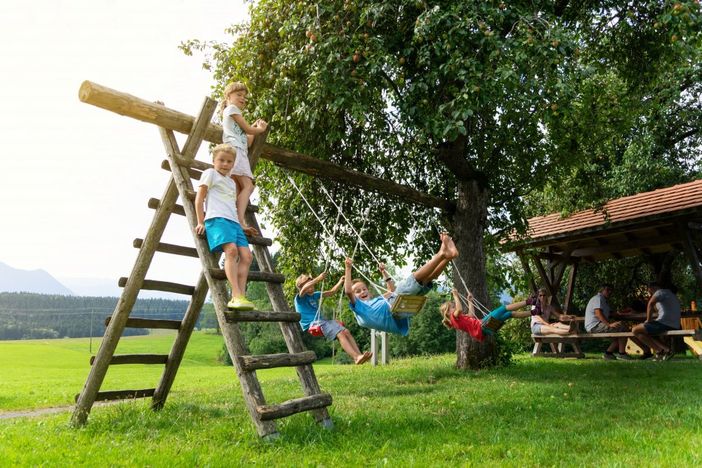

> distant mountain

[{"left": 0, "top": 262, "right": 73, "bottom": 295}]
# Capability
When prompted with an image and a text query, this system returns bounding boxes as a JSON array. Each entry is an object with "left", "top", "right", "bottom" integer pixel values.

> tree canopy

[{"left": 182, "top": 0, "right": 702, "bottom": 368}]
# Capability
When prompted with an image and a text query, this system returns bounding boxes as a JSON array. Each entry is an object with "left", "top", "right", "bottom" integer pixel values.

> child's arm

[
  {"left": 344, "top": 258, "right": 356, "bottom": 305},
  {"left": 466, "top": 292, "right": 476, "bottom": 318},
  {"left": 378, "top": 263, "right": 396, "bottom": 293},
  {"left": 194, "top": 185, "right": 208, "bottom": 235},
  {"left": 231, "top": 114, "right": 268, "bottom": 135},
  {"left": 451, "top": 289, "right": 464, "bottom": 317},
  {"left": 299, "top": 271, "right": 327, "bottom": 296},
  {"left": 322, "top": 277, "right": 344, "bottom": 298}
]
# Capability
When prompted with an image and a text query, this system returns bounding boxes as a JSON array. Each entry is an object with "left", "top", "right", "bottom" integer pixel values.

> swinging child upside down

[{"left": 344, "top": 233, "right": 459, "bottom": 336}]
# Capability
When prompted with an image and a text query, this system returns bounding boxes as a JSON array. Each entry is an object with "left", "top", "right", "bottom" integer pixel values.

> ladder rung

[
  {"left": 209, "top": 269, "right": 285, "bottom": 283},
  {"left": 90, "top": 354, "right": 169, "bottom": 365},
  {"left": 173, "top": 155, "right": 212, "bottom": 172},
  {"left": 148, "top": 198, "right": 259, "bottom": 215},
  {"left": 118, "top": 277, "right": 195, "bottom": 295},
  {"left": 235, "top": 351, "right": 317, "bottom": 372},
  {"left": 160, "top": 159, "right": 203, "bottom": 180},
  {"left": 74, "top": 388, "right": 156, "bottom": 403},
  {"left": 224, "top": 310, "right": 301, "bottom": 323},
  {"left": 256, "top": 394, "right": 333, "bottom": 421},
  {"left": 105, "top": 316, "right": 182, "bottom": 330},
  {"left": 133, "top": 238, "right": 197, "bottom": 257}
]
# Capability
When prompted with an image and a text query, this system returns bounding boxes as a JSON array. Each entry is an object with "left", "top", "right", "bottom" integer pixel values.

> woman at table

[{"left": 530, "top": 288, "right": 577, "bottom": 335}]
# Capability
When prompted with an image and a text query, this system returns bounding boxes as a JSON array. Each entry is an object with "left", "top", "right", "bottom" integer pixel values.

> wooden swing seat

[
  {"left": 482, "top": 316, "right": 505, "bottom": 333},
  {"left": 391, "top": 295, "right": 427, "bottom": 315}
]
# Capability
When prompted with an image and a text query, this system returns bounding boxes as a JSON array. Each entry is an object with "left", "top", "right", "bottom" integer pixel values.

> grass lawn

[{"left": 1, "top": 332, "right": 701, "bottom": 466}]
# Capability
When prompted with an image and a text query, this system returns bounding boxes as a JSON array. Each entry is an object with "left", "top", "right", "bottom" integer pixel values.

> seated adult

[
  {"left": 632, "top": 282, "right": 682, "bottom": 361},
  {"left": 530, "top": 288, "right": 577, "bottom": 336},
  {"left": 585, "top": 283, "right": 632, "bottom": 360}
]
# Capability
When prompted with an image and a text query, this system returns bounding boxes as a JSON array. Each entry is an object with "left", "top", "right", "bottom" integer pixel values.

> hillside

[{"left": 0, "top": 262, "right": 73, "bottom": 295}]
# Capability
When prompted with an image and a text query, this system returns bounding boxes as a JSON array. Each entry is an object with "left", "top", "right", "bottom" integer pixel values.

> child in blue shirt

[
  {"left": 294, "top": 272, "right": 372, "bottom": 365},
  {"left": 344, "top": 233, "right": 459, "bottom": 336}
]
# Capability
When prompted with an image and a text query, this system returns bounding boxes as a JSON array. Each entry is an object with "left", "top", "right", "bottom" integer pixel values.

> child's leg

[
  {"left": 234, "top": 175, "right": 256, "bottom": 233},
  {"left": 539, "top": 323, "right": 573, "bottom": 335},
  {"left": 506, "top": 300, "right": 528, "bottom": 311},
  {"left": 236, "top": 246, "right": 253, "bottom": 297},
  {"left": 221, "top": 244, "right": 243, "bottom": 298},
  {"left": 336, "top": 329, "right": 371, "bottom": 364},
  {"left": 413, "top": 233, "right": 459, "bottom": 284}
]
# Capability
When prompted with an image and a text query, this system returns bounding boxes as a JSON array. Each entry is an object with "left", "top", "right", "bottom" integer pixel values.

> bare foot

[
  {"left": 439, "top": 233, "right": 459, "bottom": 260},
  {"left": 355, "top": 351, "right": 372, "bottom": 365},
  {"left": 242, "top": 225, "right": 259, "bottom": 236}
]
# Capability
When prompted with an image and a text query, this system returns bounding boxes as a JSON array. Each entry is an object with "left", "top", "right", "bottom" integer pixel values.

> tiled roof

[{"left": 525, "top": 179, "right": 702, "bottom": 241}]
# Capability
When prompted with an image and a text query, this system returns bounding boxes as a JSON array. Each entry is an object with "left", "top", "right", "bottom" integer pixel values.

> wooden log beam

[
  {"left": 79, "top": 80, "right": 453, "bottom": 212},
  {"left": 224, "top": 310, "right": 301, "bottom": 323},
  {"left": 256, "top": 394, "right": 333, "bottom": 421}
]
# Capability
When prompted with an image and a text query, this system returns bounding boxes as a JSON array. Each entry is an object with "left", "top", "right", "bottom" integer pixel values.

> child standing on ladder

[
  {"left": 220, "top": 81, "right": 268, "bottom": 235},
  {"left": 294, "top": 272, "right": 372, "bottom": 365},
  {"left": 343, "top": 233, "right": 459, "bottom": 336},
  {"left": 195, "top": 144, "right": 256, "bottom": 311}
]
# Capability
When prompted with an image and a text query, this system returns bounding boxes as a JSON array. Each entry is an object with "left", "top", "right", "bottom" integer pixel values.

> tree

[{"left": 183, "top": 0, "right": 701, "bottom": 369}]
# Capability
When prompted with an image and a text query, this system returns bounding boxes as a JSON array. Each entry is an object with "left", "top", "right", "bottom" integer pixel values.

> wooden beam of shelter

[{"left": 78, "top": 80, "right": 453, "bottom": 212}]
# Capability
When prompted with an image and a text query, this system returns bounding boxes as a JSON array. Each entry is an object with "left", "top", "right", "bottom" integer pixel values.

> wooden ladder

[{"left": 71, "top": 98, "right": 333, "bottom": 440}]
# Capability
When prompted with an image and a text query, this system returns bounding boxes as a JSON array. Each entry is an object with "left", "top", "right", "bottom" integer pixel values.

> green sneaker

[{"left": 227, "top": 296, "right": 256, "bottom": 311}]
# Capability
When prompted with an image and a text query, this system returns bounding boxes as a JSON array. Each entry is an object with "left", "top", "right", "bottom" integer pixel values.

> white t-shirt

[
  {"left": 222, "top": 104, "right": 248, "bottom": 150},
  {"left": 199, "top": 168, "right": 239, "bottom": 223}
]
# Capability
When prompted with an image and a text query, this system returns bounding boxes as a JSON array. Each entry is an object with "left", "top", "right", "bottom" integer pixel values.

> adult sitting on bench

[
  {"left": 585, "top": 283, "right": 633, "bottom": 360},
  {"left": 632, "top": 282, "right": 682, "bottom": 362}
]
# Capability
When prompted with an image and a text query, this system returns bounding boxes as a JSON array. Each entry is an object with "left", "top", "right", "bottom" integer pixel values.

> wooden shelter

[{"left": 506, "top": 179, "right": 702, "bottom": 310}]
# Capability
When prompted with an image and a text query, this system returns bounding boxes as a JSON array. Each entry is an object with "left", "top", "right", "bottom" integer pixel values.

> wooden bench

[{"left": 531, "top": 329, "right": 702, "bottom": 359}]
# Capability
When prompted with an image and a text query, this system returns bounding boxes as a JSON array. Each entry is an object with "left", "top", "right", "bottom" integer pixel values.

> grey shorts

[
  {"left": 587, "top": 322, "right": 628, "bottom": 333},
  {"left": 531, "top": 323, "right": 544, "bottom": 334},
  {"left": 388, "top": 275, "right": 432, "bottom": 304},
  {"left": 319, "top": 319, "right": 345, "bottom": 342}
]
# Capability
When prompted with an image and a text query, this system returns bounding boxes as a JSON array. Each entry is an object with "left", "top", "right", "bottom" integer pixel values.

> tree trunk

[{"left": 452, "top": 179, "right": 496, "bottom": 370}]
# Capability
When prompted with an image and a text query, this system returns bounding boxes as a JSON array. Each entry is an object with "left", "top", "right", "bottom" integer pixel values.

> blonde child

[
  {"left": 220, "top": 82, "right": 268, "bottom": 236},
  {"left": 195, "top": 144, "right": 255, "bottom": 310},
  {"left": 294, "top": 272, "right": 372, "bottom": 365},
  {"left": 440, "top": 288, "right": 573, "bottom": 341}
]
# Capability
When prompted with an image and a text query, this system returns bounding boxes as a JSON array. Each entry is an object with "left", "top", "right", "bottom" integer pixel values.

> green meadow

[{"left": 1, "top": 333, "right": 702, "bottom": 466}]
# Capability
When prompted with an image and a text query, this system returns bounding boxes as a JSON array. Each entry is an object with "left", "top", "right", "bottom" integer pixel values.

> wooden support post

[
  {"left": 681, "top": 226, "right": 702, "bottom": 291},
  {"left": 517, "top": 251, "right": 538, "bottom": 293},
  {"left": 77, "top": 80, "right": 453, "bottom": 212},
  {"left": 564, "top": 261, "right": 579, "bottom": 313}
]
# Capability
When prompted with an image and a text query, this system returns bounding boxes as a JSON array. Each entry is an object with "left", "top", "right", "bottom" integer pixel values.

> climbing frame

[{"left": 71, "top": 97, "right": 332, "bottom": 439}]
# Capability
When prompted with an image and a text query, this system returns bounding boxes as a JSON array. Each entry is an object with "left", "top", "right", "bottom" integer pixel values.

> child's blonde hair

[
  {"left": 219, "top": 81, "right": 249, "bottom": 115},
  {"left": 439, "top": 301, "right": 454, "bottom": 329},
  {"left": 211, "top": 143, "right": 237, "bottom": 160},
  {"left": 295, "top": 274, "right": 313, "bottom": 291}
]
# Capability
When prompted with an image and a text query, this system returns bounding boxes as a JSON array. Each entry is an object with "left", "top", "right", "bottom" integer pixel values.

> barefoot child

[
  {"left": 344, "top": 233, "right": 459, "bottom": 336},
  {"left": 220, "top": 82, "right": 268, "bottom": 235},
  {"left": 195, "top": 144, "right": 255, "bottom": 310},
  {"left": 295, "top": 272, "right": 372, "bottom": 365}
]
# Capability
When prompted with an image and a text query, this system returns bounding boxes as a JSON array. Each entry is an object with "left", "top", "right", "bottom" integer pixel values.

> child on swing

[
  {"left": 344, "top": 233, "right": 459, "bottom": 336},
  {"left": 440, "top": 288, "right": 573, "bottom": 340},
  {"left": 220, "top": 81, "right": 267, "bottom": 235},
  {"left": 195, "top": 144, "right": 255, "bottom": 311},
  {"left": 295, "top": 272, "right": 372, "bottom": 365}
]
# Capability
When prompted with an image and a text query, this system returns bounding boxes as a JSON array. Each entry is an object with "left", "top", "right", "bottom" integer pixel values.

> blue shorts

[
  {"left": 643, "top": 321, "right": 679, "bottom": 335},
  {"left": 204, "top": 217, "right": 249, "bottom": 253}
]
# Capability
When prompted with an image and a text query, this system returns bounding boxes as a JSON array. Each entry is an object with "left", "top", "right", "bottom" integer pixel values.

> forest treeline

[{"left": 0, "top": 292, "right": 189, "bottom": 340}]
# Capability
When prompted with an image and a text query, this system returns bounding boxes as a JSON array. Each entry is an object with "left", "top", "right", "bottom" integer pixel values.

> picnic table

[{"left": 532, "top": 312, "right": 702, "bottom": 359}]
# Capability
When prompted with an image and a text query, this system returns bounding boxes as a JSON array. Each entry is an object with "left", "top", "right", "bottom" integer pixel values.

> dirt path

[{"left": 0, "top": 401, "right": 119, "bottom": 420}]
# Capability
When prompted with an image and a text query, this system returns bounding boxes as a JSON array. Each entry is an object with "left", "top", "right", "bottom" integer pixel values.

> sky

[{"left": 0, "top": 1, "right": 251, "bottom": 291}]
